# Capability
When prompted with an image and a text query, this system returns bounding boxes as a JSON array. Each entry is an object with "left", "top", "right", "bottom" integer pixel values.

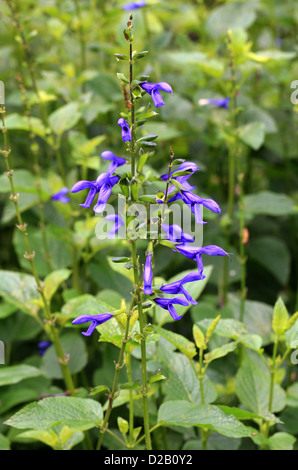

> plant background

[{"left": 0, "top": 0, "right": 297, "bottom": 451}]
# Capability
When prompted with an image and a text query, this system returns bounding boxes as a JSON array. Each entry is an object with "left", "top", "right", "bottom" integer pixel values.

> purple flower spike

[
  {"left": 105, "top": 214, "right": 125, "bottom": 239},
  {"left": 143, "top": 253, "right": 154, "bottom": 295},
  {"left": 51, "top": 187, "right": 70, "bottom": 204},
  {"left": 71, "top": 173, "right": 119, "bottom": 213},
  {"left": 118, "top": 118, "right": 131, "bottom": 143},
  {"left": 160, "top": 272, "right": 204, "bottom": 305},
  {"left": 199, "top": 98, "right": 230, "bottom": 110},
  {"left": 176, "top": 244, "right": 230, "bottom": 276},
  {"left": 122, "top": 1, "right": 146, "bottom": 11},
  {"left": 141, "top": 82, "right": 173, "bottom": 108},
  {"left": 161, "top": 223, "right": 194, "bottom": 244},
  {"left": 72, "top": 313, "right": 114, "bottom": 336},
  {"left": 154, "top": 297, "right": 189, "bottom": 321},
  {"left": 101, "top": 150, "right": 127, "bottom": 175}
]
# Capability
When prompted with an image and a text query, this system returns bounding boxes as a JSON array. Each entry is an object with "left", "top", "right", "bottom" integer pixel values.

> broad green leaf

[
  {"left": 158, "top": 401, "right": 252, "bottom": 438},
  {"left": 229, "top": 296, "right": 274, "bottom": 346},
  {"left": 0, "top": 434, "right": 10, "bottom": 450},
  {"left": 61, "top": 294, "right": 115, "bottom": 319},
  {"left": 5, "top": 397, "right": 103, "bottom": 432},
  {"left": 4, "top": 113, "right": 46, "bottom": 139},
  {"left": 247, "top": 236, "right": 291, "bottom": 285},
  {"left": 198, "top": 318, "right": 247, "bottom": 340},
  {"left": 44, "top": 269, "right": 71, "bottom": 302},
  {"left": 236, "top": 354, "right": 286, "bottom": 414},
  {"left": 154, "top": 325, "right": 197, "bottom": 359},
  {"left": 238, "top": 121, "right": 266, "bottom": 150},
  {"left": 42, "top": 333, "right": 88, "bottom": 379},
  {"left": 96, "top": 317, "right": 139, "bottom": 352},
  {"left": 0, "top": 365, "right": 43, "bottom": 387},
  {"left": 158, "top": 343, "right": 217, "bottom": 405},
  {"left": 272, "top": 297, "right": 289, "bottom": 336},
  {"left": 204, "top": 341, "right": 238, "bottom": 364},
  {"left": 205, "top": 2, "right": 258, "bottom": 38},
  {"left": 244, "top": 191, "right": 297, "bottom": 218},
  {"left": 268, "top": 432, "right": 296, "bottom": 451},
  {"left": 49, "top": 102, "right": 81, "bottom": 135},
  {"left": 0, "top": 270, "right": 40, "bottom": 316},
  {"left": 17, "top": 425, "right": 84, "bottom": 450},
  {"left": 285, "top": 320, "right": 298, "bottom": 349}
]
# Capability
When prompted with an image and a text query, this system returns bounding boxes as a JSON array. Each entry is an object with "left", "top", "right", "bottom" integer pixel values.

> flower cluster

[{"left": 142, "top": 161, "right": 229, "bottom": 321}]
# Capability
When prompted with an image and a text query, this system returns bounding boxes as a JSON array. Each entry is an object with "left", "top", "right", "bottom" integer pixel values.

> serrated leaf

[
  {"left": 0, "top": 365, "right": 44, "bottom": 387},
  {"left": 44, "top": 269, "right": 71, "bottom": 302},
  {"left": 5, "top": 397, "right": 103, "bottom": 432},
  {"left": 204, "top": 341, "right": 238, "bottom": 363},
  {"left": 272, "top": 297, "right": 289, "bottom": 336},
  {"left": 155, "top": 325, "right": 197, "bottom": 359},
  {"left": 158, "top": 401, "right": 251, "bottom": 438}
]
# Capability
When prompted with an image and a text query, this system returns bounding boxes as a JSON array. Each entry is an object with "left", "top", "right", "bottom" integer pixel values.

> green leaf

[
  {"left": 44, "top": 269, "right": 71, "bottom": 302},
  {"left": 158, "top": 343, "right": 217, "bottom": 405},
  {"left": 42, "top": 333, "right": 88, "bottom": 379},
  {"left": 154, "top": 325, "right": 197, "bottom": 359},
  {"left": 0, "top": 270, "right": 40, "bottom": 316},
  {"left": 49, "top": 102, "right": 81, "bottom": 135},
  {"left": 0, "top": 365, "right": 44, "bottom": 387},
  {"left": 268, "top": 432, "right": 296, "bottom": 451},
  {"left": 198, "top": 318, "right": 247, "bottom": 340},
  {"left": 236, "top": 353, "right": 286, "bottom": 414},
  {"left": 272, "top": 297, "right": 289, "bottom": 336},
  {"left": 192, "top": 324, "right": 205, "bottom": 350},
  {"left": 247, "top": 236, "right": 291, "bottom": 285},
  {"left": 0, "top": 434, "right": 10, "bottom": 450},
  {"left": 238, "top": 121, "right": 266, "bottom": 150},
  {"left": 116, "top": 72, "right": 129, "bottom": 84},
  {"left": 204, "top": 341, "right": 238, "bottom": 364},
  {"left": 205, "top": 2, "right": 258, "bottom": 38},
  {"left": 4, "top": 113, "right": 46, "bottom": 139},
  {"left": 158, "top": 401, "right": 252, "bottom": 438},
  {"left": 96, "top": 317, "right": 139, "bottom": 352},
  {"left": 244, "top": 191, "right": 297, "bottom": 218},
  {"left": 17, "top": 426, "right": 84, "bottom": 450},
  {"left": 61, "top": 294, "right": 115, "bottom": 319},
  {"left": 5, "top": 397, "right": 103, "bottom": 432},
  {"left": 132, "top": 51, "right": 149, "bottom": 60}
]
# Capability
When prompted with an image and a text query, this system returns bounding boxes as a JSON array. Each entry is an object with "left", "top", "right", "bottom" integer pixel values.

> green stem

[
  {"left": 126, "top": 351, "right": 134, "bottom": 446},
  {"left": 96, "top": 312, "right": 132, "bottom": 450},
  {"left": 131, "top": 241, "right": 152, "bottom": 450},
  {"left": 0, "top": 106, "right": 75, "bottom": 396},
  {"left": 73, "top": 0, "right": 87, "bottom": 93}
]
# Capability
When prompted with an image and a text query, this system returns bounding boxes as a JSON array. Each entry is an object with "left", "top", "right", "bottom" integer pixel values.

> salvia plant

[{"left": 0, "top": 0, "right": 297, "bottom": 453}]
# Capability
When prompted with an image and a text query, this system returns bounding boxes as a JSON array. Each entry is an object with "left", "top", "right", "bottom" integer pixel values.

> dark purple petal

[
  {"left": 151, "top": 88, "right": 165, "bottom": 107},
  {"left": 71, "top": 180, "right": 96, "bottom": 193},
  {"left": 106, "top": 214, "right": 125, "bottom": 239},
  {"left": 168, "top": 303, "right": 183, "bottom": 320},
  {"left": 199, "top": 245, "right": 230, "bottom": 257},
  {"left": 82, "top": 320, "right": 98, "bottom": 337},
  {"left": 156, "top": 82, "right": 173, "bottom": 94},
  {"left": 79, "top": 187, "right": 97, "bottom": 208},
  {"left": 179, "top": 286, "right": 197, "bottom": 305},
  {"left": 199, "top": 98, "right": 230, "bottom": 109}
]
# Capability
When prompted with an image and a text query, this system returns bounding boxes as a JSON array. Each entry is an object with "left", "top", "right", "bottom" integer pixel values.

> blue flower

[
  {"left": 37, "top": 341, "right": 51, "bottom": 355},
  {"left": 72, "top": 313, "right": 114, "bottom": 336},
  {"left": 176, "top": 244, "right": 230, "bottom": 276},
  {"left": 153, "top": 297, "right": 189, "bottom": 321},
  {"left": 161, "top": 223, "right": 194, "bottom": 244},
  {"left": 105, "top": 214, "right": 125, "bottom": 239},
  {"left": 140, "top": 82, "right": 173, "bottom": 108},
  {"left": 167, "top": 190, "right": 221, "bottom": 225},
  {"left": 101, "top": 150, "right": 127, "bottom": 174},
  {"left": 51, "top": 187, "right": 70, "bottom": 204},
  {"left": 143, "top": 252, "right": 153, "bottom": 295},
  {"left": 199, "top": 98, "right": 230, "bottom": 109},
  {"left": 71, "top": 173, "right": 119, "bottom": 213},
  {"left": 118, "top": 118, "right": 131, "bottom": 143},
  {"left": 122, "top": 1, "right": 146, "bottom": 11},
  {"left": 160, "top": 272, "right": 204, "bottom": 305}
]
